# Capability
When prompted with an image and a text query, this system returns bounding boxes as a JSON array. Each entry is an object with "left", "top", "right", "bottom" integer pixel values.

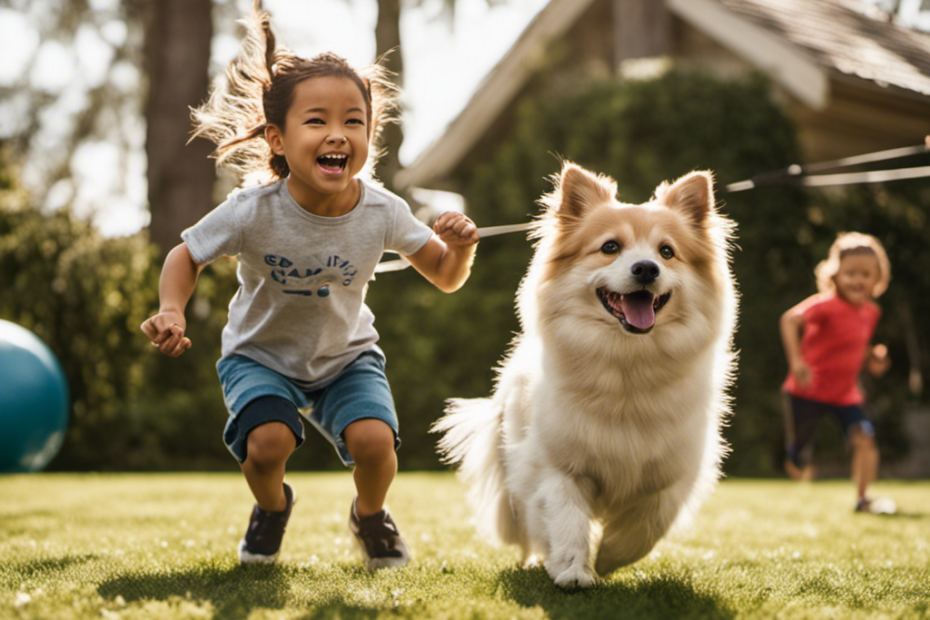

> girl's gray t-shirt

[{"left": 181, "top": 178, "right": 433, "bottom": 389}]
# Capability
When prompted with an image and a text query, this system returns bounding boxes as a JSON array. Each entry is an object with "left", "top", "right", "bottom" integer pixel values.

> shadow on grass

[
  {"left": 496, "top": 566, "right": 736, "bottom": 620},
  {"left": 98, "top": 563, "right": 292, "bottom": 618},
  {"left": 868, "top": 511, "right": 929, "bottom": 520}
]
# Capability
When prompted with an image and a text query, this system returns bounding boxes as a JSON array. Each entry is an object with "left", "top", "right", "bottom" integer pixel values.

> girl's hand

[
  {"left": 791, "top": 359, "right": 812, "bottom": 387},
  {"left": 433, "top": 212, "right": 479, "bottom": 247},
  {"left": 865, "top": 343, "right": 891, "bottom": 377},
  {"left": 141, "top": 311, "right": 192, "bottom": 357}
]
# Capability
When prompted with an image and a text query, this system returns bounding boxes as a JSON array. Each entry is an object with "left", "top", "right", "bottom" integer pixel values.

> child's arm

[
  {"left": 140, "top": 242, "right": 206, "bottom": 357},
  {"left": 865, "top": 343, "right": 891, "bottom": 377},
  {"left": 780, "top": 305, "right": 811, "bottom": 386},
  {"left": 406, "top": 212, "right": 479, "bottom": 293}
]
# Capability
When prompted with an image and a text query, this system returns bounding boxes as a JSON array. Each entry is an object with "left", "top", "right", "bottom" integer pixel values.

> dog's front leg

[
  {"left": 529, "top": 469, "right": 597, "bottom": 589},
  {"left": 595, "top": 492, "right": 676, "bottom": 575}
]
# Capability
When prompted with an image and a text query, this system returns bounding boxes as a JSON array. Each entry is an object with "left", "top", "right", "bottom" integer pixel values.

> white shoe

[{"left": 855, "top": 496, "right": 896, "bottom": 515}]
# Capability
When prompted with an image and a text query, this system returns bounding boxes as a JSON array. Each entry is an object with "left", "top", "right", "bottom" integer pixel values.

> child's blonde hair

[
  {"left": 815, "top": 232, "right": 890, "bottom": 298},
  {"left": 190, "top": 1, "right": 398, "bottom": 184}
]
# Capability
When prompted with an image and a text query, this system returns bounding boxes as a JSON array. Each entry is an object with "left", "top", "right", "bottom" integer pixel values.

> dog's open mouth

[{"left": 597, "top": 287, "right": 671, "bottom": 334}]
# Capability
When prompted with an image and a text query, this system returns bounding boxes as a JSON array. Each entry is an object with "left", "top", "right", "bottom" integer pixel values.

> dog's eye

[
  {"left": 600, "top": 241, "right": 621, "bottom": 255},
  {"left": 659, "top": 245, "right": 675, "bottom": 260}
]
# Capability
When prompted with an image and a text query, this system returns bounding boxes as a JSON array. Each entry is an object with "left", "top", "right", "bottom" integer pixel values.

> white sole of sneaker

[
  {"left": 350, "top": 535, "right": 411, "bottom": 570},
  {"left": 237, "top": 484, "right": 297, "bottom": 564},
  {"left": 238, "top": 537, "right": 280, "bottom": 564},
  {"left": 366, "top": 555, "right": 411, "bottom": 570}
]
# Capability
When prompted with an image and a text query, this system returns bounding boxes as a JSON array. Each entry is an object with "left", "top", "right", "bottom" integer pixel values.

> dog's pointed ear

[
  {"left": 654, "top": 171, "right": 715, "bottom": 225},
  {"left": 556, "top": 162, "right": 617, "bottom": 219}
]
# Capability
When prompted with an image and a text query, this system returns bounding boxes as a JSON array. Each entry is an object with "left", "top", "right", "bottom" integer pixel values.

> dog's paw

[{"left": 548, "top": 564, "right": 597, "bottom": 589}]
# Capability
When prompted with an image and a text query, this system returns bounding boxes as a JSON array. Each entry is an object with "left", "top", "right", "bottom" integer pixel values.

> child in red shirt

[{"left": 780, "top": 232, "right": 893, "bottom": 513}]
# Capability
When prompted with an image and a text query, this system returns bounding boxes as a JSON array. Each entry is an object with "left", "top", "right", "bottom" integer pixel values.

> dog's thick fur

[{"left": 434, "top": 162, "right": 737, "bottom": 588}]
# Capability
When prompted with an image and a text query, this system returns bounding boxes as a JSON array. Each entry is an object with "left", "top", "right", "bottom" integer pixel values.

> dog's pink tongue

[{"left": 620, "top": 293, "right": 655, "bottom": 330}]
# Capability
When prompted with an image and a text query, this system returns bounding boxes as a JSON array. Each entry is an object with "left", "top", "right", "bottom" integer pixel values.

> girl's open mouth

[{"left": 317, "top": 153, "right": 348, "bottom": 174}]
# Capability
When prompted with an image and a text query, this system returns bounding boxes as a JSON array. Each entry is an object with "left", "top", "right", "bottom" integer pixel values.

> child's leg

[
  {"left": 217, "top": 356, "right": 309, "bottom": 563},
  {"left": 783, "top": 395, "right": 820, "bottom": 480},
  {"left": 241, "top": 419, "right": 297, "bottom": 511},
  {"left": 344, "top": 419, "right": 398, "bottom": 516},
  {"left": 308, "top": 351, "right": 409, "bottom": 568},
  {"left": 849, "top": 424, "right": 879, "bottom": 501},
  {"left": 224, "top": 393, "right": 304, "bottom": 563}
]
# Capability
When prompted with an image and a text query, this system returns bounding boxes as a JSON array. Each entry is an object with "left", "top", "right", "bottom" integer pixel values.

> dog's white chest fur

[{"left": 515, "top": 339, "right": 715, "bottom": 508}]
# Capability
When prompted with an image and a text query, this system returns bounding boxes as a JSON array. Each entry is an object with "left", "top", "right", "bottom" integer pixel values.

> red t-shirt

[{"left": 783, "top": 293, "right": 880, "bottom": 406}]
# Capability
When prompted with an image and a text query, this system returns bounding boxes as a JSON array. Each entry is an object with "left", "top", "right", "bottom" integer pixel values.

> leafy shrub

[
  {"left": 0, "top": 174, "right": 158, "bottom": 468},
  {"left": 0, "top": 160, "right": 239, "bottom": 470}
]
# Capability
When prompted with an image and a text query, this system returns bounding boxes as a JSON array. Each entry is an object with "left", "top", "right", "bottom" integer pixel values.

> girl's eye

[
  {"left": 659, "top": 245, "right": 675, "bottom": 260},
  {"left": 601, "top": 241, "right": 621, "bottom": 255},
  {"left": 304, "top": 118, "right": 324, "bottom": 125},
  {"left": 346, "top": 118, "right": 364, "bottom": 125}
]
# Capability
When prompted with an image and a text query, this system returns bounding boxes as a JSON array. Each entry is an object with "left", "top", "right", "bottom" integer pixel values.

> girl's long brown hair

[{"left": 190, "top": 1, "right": 398, "bottom": 185}]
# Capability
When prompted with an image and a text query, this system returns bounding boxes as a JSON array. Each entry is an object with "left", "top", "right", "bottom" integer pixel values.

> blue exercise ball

[{"left": 0, "top": 320, "right": 69, "bottom": 472}]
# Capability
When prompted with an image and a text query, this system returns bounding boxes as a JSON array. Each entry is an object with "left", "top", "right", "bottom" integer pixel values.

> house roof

[
  {"left": 396, "top": 0, "right": 930, "bottom": 190},
  {"left": 715, "top": 0, "right": 930, "bottom": 97}
]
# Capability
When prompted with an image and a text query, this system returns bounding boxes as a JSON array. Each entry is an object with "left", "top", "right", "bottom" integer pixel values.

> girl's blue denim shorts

[{"left": 216, "top": 349, "right": 399, "bottom": 466}]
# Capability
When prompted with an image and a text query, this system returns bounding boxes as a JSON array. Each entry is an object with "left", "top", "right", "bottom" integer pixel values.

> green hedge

[{"left": 0, "top": 164, "right": 240, "bottom": 470}]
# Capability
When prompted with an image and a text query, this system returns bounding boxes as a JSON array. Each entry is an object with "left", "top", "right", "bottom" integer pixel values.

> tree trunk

[
  {"left": 375, "top": 0, "right": 405, "bottom": 194},
  {"left": 144, "top": 0, "right": 216, "bottom": 254}
]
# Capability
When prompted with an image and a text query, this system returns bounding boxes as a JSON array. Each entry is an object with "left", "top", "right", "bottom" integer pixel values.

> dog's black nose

[{"left": 631, "top": 260, "right": 659, "bottom": 284}]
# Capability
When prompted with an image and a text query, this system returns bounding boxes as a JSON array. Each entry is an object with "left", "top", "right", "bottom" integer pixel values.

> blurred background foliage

[{"left": 2, "top": 68, "right": 928, "bottom": 474}]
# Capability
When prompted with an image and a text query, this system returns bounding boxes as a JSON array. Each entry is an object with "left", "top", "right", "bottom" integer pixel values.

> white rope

[
  {"left": 726, "top": 139, "right": 930, "bottom": 193},
  {"left": 800, "top": 165, "right": 930, "bottom": 187},
  {"left": 374, "top": 222, "right": 535, "bottom": 274},
  {"left": 378, "top": 141, "right": 930, "bottom": 273}
]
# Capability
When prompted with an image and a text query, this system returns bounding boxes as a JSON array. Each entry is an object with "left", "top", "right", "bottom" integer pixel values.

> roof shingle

[{"left": 717, "top": 0, "right": 930, "bottom": 96}]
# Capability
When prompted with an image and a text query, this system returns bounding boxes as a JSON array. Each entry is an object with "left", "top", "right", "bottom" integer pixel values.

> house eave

[{"left": 666, "top": 0, "right": 830, "bottom": 110}]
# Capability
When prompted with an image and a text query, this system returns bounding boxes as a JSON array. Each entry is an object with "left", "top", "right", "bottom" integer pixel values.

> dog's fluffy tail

[{"left": 432, "top": 397, "right": 520, "bottom": 545}]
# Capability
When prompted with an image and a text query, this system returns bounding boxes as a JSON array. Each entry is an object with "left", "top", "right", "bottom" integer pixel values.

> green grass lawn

[{"left": 1, "top": 473, "right": 928, "bottom": 620}]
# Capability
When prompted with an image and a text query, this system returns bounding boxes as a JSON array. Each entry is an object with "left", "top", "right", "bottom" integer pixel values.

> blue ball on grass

[{"left": 0, "top": 320, "right": 69, "bottom": 472}]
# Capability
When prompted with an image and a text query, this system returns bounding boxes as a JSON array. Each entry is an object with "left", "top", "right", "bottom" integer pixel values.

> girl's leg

[
  {"left": 241, "top": 421, "right": 297, "bottom": 511},
  {"left": 233, "top": 397, "right": 301, "bottom": 563},
  {"left": 344, "top": 419, "right": 397, "bottom": 516},
  {"left": 784, "top": 395, "right": 819, "bottom": 481},
  {"left": 849, "top": 425, "right": 879, "bottom": 501}
]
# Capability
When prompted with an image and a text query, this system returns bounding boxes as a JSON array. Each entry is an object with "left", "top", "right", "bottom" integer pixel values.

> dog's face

[{"left": 529, "top": 163, "right": 732, "bottom": 347}]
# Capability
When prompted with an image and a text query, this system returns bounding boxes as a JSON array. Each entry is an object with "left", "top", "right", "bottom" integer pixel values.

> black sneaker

[
  {"left": 238, "top": 482, "right": 295, "bottom": 564},
  {"left": 348, "top": 497, "right": 411, "bottom": 569}
]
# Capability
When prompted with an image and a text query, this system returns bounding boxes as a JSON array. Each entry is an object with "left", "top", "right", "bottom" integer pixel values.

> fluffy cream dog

[{"left": 434, "top": 162, "right": 737, "bottom": 588}]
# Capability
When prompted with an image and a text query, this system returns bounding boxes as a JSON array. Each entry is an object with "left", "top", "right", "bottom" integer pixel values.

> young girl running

[
  {"left": 780, "top": 232, "right": 893, "bottom": 513},
  {"left": 140, "top": 5, "right": 479, "bottom": 568}
]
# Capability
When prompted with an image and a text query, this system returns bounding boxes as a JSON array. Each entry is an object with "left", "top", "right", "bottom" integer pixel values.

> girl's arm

[
  {"left": 406, "top": 212, "right": 479, "bottom": 293},
  {"left": 780, "top": 305, "right": 811, "bottom": 386},
  {"left": 865, "top": 343, "right": 891, "bottom": 377},
  {"left": 140, "top": 242, "right": 206, "bottom": 357}
]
